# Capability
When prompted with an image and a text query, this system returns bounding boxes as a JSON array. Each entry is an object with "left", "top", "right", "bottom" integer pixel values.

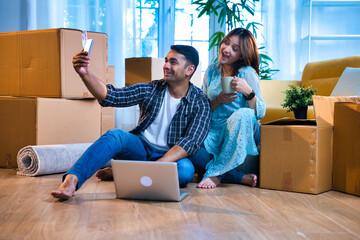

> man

[{"left": 51, "top": 45, "right": 212, "bottom": 199}]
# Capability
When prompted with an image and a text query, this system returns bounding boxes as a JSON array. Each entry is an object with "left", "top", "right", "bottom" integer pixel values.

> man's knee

[
  {"left": 177, "top": 158, "right": 195, "bottom": 186},
  {"left": 102, "top": 128, "right": 128, "bottom": 143}
]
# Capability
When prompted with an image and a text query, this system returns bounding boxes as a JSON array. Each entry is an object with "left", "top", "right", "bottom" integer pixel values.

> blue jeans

[{"left": 65, "top": 129, "right": 195, "bottom": 189}]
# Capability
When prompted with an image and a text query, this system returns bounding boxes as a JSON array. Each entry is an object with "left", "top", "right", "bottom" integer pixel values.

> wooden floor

[{"left": 0, "top": 168, "right": 359, "bottom": 240}]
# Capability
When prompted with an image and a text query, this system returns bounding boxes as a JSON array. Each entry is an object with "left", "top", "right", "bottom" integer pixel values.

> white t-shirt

[{"left": 141, "top": 86, "right": 181, "bottom": 149}]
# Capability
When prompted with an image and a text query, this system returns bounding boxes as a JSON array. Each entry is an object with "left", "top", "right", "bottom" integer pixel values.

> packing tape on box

[{"left": 17, "top": 143, "right": 111, "bottom": 176}]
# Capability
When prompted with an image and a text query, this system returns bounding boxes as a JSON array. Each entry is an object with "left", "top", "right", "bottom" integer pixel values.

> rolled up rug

[{"left": 17, "top": 143, "right": 110, "bottom": 176}]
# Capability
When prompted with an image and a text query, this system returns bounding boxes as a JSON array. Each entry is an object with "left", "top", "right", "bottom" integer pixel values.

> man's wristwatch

[{"left": 243, "top": 90, "right": 255, "bottom": 101}]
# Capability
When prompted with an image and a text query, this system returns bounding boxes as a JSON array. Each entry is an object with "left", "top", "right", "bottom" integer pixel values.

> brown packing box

[
  {"left": 125, "top": 57, "right": 203, "bottom": 88},
  {"left": 0, "top": 96, "right": 102, "bottom": 168},
  {"left": 333, "top": 101, "right": 360, "bottom": 196},
  {"left": 260, "top": 96, "right": 360, "bottom": 194},
  {"left": 0, "top": 28, "right": 107, "bottom": 98},
  {"left": 101, "top": 65, "right": 115, "bottom": 135}
]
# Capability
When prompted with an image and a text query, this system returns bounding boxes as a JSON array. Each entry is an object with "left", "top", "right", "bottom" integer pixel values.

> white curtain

[
  {"left": 261, "top": 0, "right": 303, "bottom": 81},
  {"left": 106, "top": 0, "right": 139, "bottom": 130}
]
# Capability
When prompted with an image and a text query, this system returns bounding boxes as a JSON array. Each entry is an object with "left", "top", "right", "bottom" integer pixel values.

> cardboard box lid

[{"left": 313, "top": 96, "right": 360, "bottom": 127}]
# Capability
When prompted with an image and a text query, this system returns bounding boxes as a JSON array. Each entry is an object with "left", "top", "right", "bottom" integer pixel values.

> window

[
  {"left": 134, "top": 0, "right": 210, "bottom": 72},
  {"left": 63, "top": 0, "right": 107, "bottom": 33},
  {"left": 135, "top": 0, "right": 159, "bottom": 57},
  {"left": 174, "top": 0, "right": 209, "bottom": 73}
]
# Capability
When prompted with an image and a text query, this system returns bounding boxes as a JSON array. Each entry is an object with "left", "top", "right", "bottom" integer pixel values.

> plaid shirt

[{"left": 100, "top": 80, "right": 212, "bottom": 155}]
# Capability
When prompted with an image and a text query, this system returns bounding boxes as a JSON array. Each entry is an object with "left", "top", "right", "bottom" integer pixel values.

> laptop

[
  {"left": 331, "top": 67, "right": 360, "bottom": 97},
  {"left": 111, "top": 160, "right": 189, "bottom": 202}
]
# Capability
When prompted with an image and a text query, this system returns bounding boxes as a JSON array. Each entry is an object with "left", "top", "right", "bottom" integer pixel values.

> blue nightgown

[{"left": 202, "top": 63, "right": 266, "bottom": 179}]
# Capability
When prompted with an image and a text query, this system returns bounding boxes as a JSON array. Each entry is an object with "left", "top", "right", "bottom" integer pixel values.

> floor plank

[
  {"left": 244, "top": 187, "right": 355, "bottom": 239},
  {"left": 326, "top": 190, "right": 360, "bottom": 209},
  {"left": 85, "top": 181, "right": 140, "bottom": 239},
  {"left": 215, "top": 184, "right": 302, "bottom": 239},
  {"left": 0, "top": 174, "right": 56, "bottom": 240},
  {"left": 288, "top": 191, "right": 360, "bottom": 239},
  {"left": 0, "top": 169, "right": 359, "bottom": 240},
  {"left": 25, "top": 176, "right": 99, "bottom": 240},
  {"left": 181, "top": 184, "right": 251, "bottom": 239}
]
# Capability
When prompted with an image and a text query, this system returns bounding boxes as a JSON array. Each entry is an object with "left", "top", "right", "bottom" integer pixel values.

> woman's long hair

[{"left": 219, "top": 28, "right": 260, "bottom": 76}]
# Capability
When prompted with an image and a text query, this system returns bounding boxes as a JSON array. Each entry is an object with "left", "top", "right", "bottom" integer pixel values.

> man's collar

[{"left": 160, "top": 79, "right": 193, "bottom": 103}]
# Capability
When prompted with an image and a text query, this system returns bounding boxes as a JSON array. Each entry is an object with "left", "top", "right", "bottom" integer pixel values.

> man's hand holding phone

[{"left": 72, "top": 39, "right": 94, "bottom": 77}]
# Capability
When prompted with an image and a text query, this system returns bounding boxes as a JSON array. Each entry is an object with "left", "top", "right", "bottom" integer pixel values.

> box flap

[
  {"left": 19, "top": 29, "right": 61, "bottom": 96},
  {"left": 60, "top": 29, "right": 107, "bottom": 98},
  {"left": 36, "top": 98, "right": 101, "bottom": 144},
  {"left": 151, "top": 58, "right": 165, "bottom": 80},
  {"left": 0, "top": 96, "right": 37, "bottom": 168},
  {"left": 0, "top": 32, "right": 21, "bottom": 95},
  {"left": 313, "top": 96, "right": 360, "bottom": 127}
]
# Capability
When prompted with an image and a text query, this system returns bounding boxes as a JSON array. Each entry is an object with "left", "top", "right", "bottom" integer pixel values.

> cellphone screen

[{"left": 83, "top": 39, "right": 94, "bottom": 56}]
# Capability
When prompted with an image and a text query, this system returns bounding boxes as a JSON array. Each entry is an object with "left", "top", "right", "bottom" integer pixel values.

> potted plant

[{"left": 281, "top": 84, "right": 318, "bottom": 119}]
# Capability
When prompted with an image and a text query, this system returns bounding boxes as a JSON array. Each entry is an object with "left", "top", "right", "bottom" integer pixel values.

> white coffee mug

[{"left": 221, "top": 76, "right": 235, "bottom": 93}]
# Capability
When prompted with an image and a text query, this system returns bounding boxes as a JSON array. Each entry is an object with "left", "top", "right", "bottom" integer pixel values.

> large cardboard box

[
  {"left": 125, "top": 57, "right": 203, "bottom": 88},
  {"left": 101, "top": 65, "right": 115, "bottom": 135},
  {"left": 260, "top": 96, "right": 360, "bottom": 194},
  {"left": 333, "top": 101, "right": 360, "bottom": 196},
  {"left": 0, "top": 28, "right": 107, "bottom": 98},
  {"left": 0, "top": 97, "right": 102, "bottom": 168}
]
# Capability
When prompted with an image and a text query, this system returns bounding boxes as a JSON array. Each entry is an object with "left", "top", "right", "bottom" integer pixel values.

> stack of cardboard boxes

[{"left": 0, "top": 28, "right": 115, "bottom": 168}]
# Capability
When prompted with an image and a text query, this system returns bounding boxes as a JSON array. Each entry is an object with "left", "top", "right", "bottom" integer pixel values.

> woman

[{"left": 190, "top": 28, "right": 266, "bottom": 189}]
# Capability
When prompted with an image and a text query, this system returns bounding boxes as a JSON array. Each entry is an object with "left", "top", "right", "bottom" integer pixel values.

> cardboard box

[
  {"left": 333, "top": 101, "right": 360, "bottom": 196},
  {"left": 0, "top": 97, "right": 102, "bottom": 168},
  {"left": 101, "top": 107, "right": 115, "bottom": 135},
  {"left": 260, "top": 96, "right": 360, "bottom": 194},
  {"left": 101, "top": 65, "right": 115, "bottom": 135},
  {"left": 0, "top": 28, "right": 107, "bottom": 98},
  {"left": 125, "top": 58, "right": 163, "bottom": 86},
  {"left": 107, "top": 65, "right": 115, "bottom": 85},
  {"left": 125, "top": 57, "right": 202, "bottom": 88}
]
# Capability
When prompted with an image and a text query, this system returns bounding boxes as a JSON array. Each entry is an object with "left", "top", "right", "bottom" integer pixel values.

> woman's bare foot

[
  {"left": 241, "top": 174, "right": 257, "bottom": 187},
  {"left": 51, "top": 174, "right": 78, "bottom": 199},
  {"left": 197, "top": 176, "right": 221, "bottom": 189},
  {"left": 95, "top": 167, "right": 113, "bottom": 181}
]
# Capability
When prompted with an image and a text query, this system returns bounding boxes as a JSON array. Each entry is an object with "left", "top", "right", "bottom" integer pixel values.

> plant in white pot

[{"left": 281, "top": 84, "right": 318, "bottom": 119}]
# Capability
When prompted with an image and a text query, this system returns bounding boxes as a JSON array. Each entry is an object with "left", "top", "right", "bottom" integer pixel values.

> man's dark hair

[{"left": 170, "top": 45, "right": 199, "bottom": 72}]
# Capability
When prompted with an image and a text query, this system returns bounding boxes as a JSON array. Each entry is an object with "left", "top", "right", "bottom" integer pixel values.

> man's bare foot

[
  {"left": 51, "top": 174, "right": 78, "bottom": 199},
  {"left": 197, "top": 176, "right": 221, "bottom": 189},
  {"left": 95, "top": 167, "right": 113, "bottom": 181},
  {"left": 241, "top": 174, "right": 257, "bottom": 187}
]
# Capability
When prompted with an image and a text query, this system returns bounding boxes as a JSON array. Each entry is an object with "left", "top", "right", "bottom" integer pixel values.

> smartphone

[{"left": 83, "top": 39, "right": 94, "bottom": 56}]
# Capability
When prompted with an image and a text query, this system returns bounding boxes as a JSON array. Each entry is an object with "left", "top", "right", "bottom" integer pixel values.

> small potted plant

[{"left": 281, "top": 84, "right": 318, "bottom": 119}]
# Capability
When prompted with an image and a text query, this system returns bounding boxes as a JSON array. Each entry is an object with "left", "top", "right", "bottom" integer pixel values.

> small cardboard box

[
  {"left": 0, "top": 28, "right": 107, "bottom": 98},
  {"left": 125, "top": 58, "right": 164, "bottom": 86},
  {"left": 333, "top": 101, "right": 360, "bottom": 196},
  {"left": 125, "top": 57, "right": 203, "bottom": 88},
  {"left": 260, "top": 96, "right": 360, "bottom": 194},
  {"left": 0, "top": 97, "right": 102, "bottom": 168},
  {"left": 101, "top": 65, "right": 115, "bottom": 135}
]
